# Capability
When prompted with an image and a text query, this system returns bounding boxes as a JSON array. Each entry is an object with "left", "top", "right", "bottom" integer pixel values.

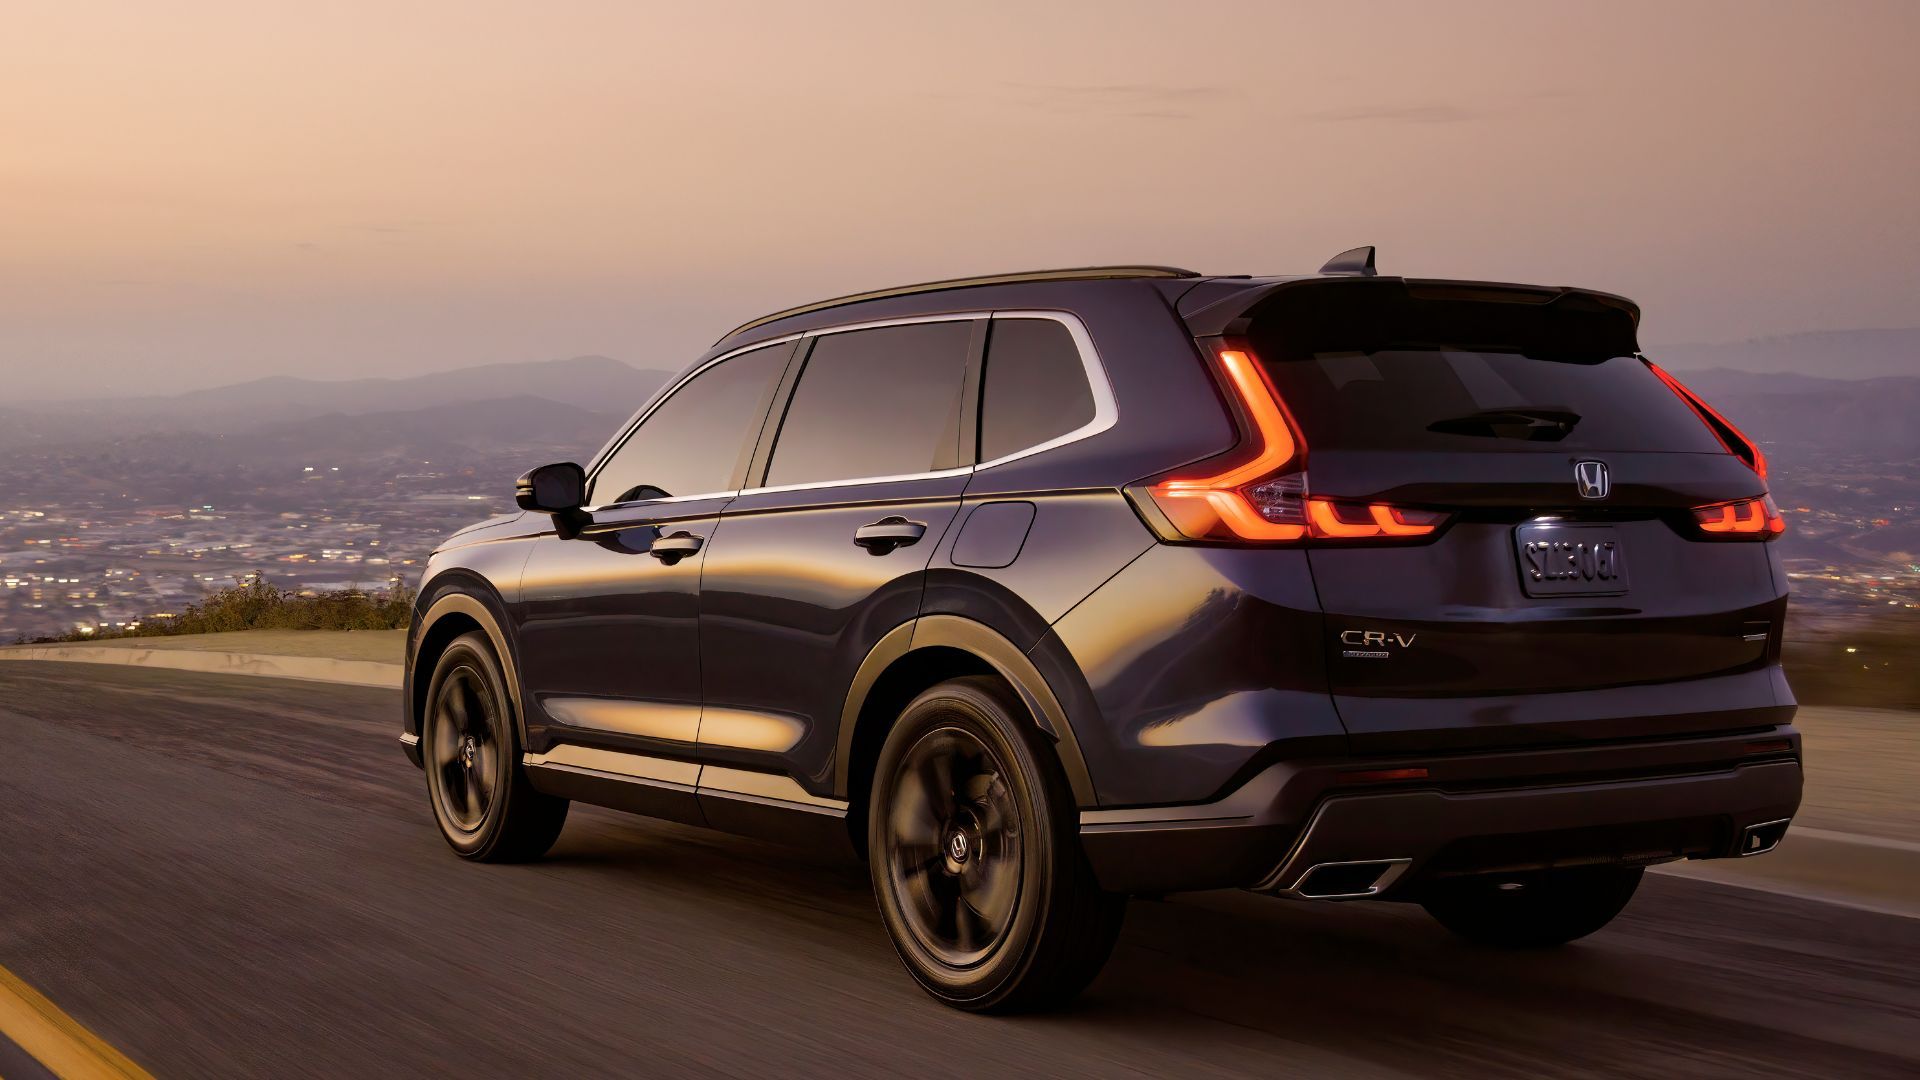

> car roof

[
  {"left": 711, "top": 254, "right": 1642, "bottom": 353},
  {"left": 716, "top": 265, "right": 1200, "bottom": 344}
]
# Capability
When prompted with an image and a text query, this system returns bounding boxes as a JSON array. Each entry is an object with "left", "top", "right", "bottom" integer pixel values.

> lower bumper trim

[{"left": 1080, "top": 755, "right": 1803, "bottom": 896}]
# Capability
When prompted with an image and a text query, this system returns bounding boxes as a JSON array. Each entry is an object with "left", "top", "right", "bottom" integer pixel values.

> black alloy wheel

[
  {"left": 429, "top": 663, "right": 500, "bottom": 834},
  {"left": 884, "top": 724, "right": 1026, "bottom": 967},
  {"left": 421, "top": 632, "right": 569, "bottom": 862},
  {"left": 870, "top": 676, "right": 1125, "bottom": 1013}
]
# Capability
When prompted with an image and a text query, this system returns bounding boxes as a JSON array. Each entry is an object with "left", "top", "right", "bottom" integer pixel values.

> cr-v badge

[
  {"left": 1340, "top": 628, "right": 1417, "bottom": 659},
  {"left": 1575, "top": 460, "right": 1610, "bottom": 499}
]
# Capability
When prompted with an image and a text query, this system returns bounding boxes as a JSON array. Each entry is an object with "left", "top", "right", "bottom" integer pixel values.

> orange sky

[{"left": 2, "top": 0, "right": 1916, "bottom": 398}]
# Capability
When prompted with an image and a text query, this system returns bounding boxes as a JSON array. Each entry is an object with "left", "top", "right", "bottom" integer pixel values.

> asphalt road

[{"left": 1, "top": 662, "right": 1916, "bottom": 1079}]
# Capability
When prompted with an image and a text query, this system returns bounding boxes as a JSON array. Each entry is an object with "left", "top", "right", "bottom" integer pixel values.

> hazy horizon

[{"left": 4, "top": 0, "right": 1917, "bottom": 400}]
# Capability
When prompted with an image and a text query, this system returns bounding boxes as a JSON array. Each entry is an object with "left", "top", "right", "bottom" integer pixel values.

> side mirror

[
  {"left": 515, "top": 461, "right": 586, "bottom": 514},
  {"left": 516, "top": 462, "right": 589, "bottom": 538}
]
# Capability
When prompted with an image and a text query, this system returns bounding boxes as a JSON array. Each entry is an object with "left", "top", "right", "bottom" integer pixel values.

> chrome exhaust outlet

[
  {"left": 1739, "top": 818, "right": 1791, "bottom": 857},
  {"left": 1285, "top": 858, "right": 1412, "bottom": 899}
]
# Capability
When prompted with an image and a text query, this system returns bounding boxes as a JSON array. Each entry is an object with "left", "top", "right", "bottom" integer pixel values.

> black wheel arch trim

[
  {"left": 835, "top": 614, "right": 1098, "bottom": 807},
  {"left": 408, "top": 580, "right": 529, "bottom": 753}
]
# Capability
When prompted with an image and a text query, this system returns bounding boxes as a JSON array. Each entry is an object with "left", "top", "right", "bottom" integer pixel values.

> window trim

[
  {"left": 582, "top": 334, "right": 801, "bottom": 510},
  {"left": 584, "top": 308, "right": 1117, "bottom": 509},
  {"left": 745, "top": 312, "right": 985, "bottom": 495},
  {"left": 973, "top": 310, "right": 1117, "bottom": 471}
]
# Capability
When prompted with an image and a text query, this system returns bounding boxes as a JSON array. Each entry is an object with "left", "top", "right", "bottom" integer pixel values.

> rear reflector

[{"left": 1333, "top": 766, "right": 1430, "bottom": 785}]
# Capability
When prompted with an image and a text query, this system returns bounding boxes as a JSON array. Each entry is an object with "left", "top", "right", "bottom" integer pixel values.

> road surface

[{"left": 1, "top": 661, "right": 1915, "bottom": 1078}]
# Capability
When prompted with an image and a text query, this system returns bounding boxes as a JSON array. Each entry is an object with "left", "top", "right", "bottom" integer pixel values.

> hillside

[
  {"left": 150, "top": 355, "right": 669, "bottom": 416},
  {"left": 0, "top": 355, "right": 671, "bottom": 450},
  {"left": 68, "top": 395, "right": 625, "bottom": 470},
  {"left": 1672, "top": 370, "right": 1920, "bottom": 457},
  {"left": 1651, "top": 327, "right": 1920, "bottom": 380}
]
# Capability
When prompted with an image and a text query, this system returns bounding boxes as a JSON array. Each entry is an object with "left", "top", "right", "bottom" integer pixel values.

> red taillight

[
  {"left": 1148, "top": 349, "right": 1308, "bottom": 541},
  {"left": 1308, "top": 499, "right": 1444, "bottom": 539},
  {"left": 1645, "top": 361, "right": 1768, "bottom": 479},
  {"left": 1692, "top": 495, "right": 1786, "bottom": 540},
  {"left": 1140, "top": 344, "right": 1448, "bottom": 544}
]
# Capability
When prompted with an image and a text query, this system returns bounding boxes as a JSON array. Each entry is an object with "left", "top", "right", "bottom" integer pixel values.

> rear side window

[
  {"left": 590, "top": 342, "right": 789, "bottom": 504},
  {"left": 978, "top": 318, "right": 1096, "bottom": 461},
  {"left": 764, "top": 321, "right": 972, "bottom": 486}
]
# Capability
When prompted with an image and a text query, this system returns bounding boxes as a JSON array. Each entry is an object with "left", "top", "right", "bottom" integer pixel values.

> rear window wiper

[{"left": 1426, "top": 406, "right": 1581, "bottom": 442}]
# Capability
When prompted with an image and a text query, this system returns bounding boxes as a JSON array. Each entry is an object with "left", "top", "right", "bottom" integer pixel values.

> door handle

[
  {"left": 649, "top": 530, "right": 704, "bottom": 562},
  {"left": 854, "top": 517, "right": 927, "bottom": 554}
]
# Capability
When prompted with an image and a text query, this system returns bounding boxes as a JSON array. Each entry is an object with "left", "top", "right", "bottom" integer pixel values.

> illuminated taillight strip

[
  {"left": 1646, "top": 361, "right": 1769, "bottom": 479},
  {"left": 1148, "top": 346, "right": 1309, "bottom": 541},
  {"left": 1692, "top": 496, "right": 1786, "bottom": 538},
  {"left": 1158, "top": 349, "right": 1299, "bottom": 489},
  {"left": 1141, "top": 344, "right": 1447, "bottom": 543}
]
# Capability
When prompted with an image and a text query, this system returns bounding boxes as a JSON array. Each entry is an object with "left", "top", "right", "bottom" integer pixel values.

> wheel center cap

[
  {"left": 461, "top": 736, "right": 477, "bottom": 769},
  {"left": 945, "top": 829, "right": 971, "bottom": 863}
]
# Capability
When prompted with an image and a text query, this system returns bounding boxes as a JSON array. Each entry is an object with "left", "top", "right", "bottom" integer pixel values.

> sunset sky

[{"left": 2, "top": 1, "right": 1916, "bottom": 399}]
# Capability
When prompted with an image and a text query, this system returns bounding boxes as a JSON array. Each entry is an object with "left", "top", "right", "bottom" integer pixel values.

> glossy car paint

[
  {"left": 405, "top": 268, "right": 1801, "bottom": 897},
  {"left": 517, "top": 495, "right": 729, "bottom": 756},
  {"left": 698, "top": 473, "right": 970, "bottom": 796}
]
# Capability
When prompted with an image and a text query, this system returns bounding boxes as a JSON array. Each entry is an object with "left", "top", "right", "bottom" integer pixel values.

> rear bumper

[{"left": 1079, "top": 727, "right": 1803, "bottom": 895}]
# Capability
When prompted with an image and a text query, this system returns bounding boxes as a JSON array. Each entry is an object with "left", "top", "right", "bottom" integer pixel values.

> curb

[{"left": 0, "top": 645, "right": 402, "bottom": 689}]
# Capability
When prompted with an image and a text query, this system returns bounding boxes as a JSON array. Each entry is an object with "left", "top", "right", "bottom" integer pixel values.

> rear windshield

[
  {"left": 1263, "top": 349, "right": 1723, "bottom": 454},
  {"left": 1245, "top": 284, "right": 1722, "bottom": 454}
]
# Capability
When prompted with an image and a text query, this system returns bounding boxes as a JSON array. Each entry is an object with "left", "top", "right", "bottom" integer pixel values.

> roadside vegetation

[
  {"left": 15, "top": 577, "right": 413, "bottom": 644},
  {"left": 1784, "top": 617, "right": 1920, "bottom": 711}
]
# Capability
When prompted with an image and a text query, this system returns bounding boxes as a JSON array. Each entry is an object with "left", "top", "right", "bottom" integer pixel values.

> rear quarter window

[{"left": 978, "top": 318, "right": 1096, "bottom": 461}]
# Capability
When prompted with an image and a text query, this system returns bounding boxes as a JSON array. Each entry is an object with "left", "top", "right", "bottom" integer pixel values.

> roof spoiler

[{"left": 1182, "top": 275, "right": 1643, "bottom": 341}]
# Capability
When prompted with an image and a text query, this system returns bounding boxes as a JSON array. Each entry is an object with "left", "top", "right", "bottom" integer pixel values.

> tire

[
  {"left": 1420, "top": 865, "right": 1644, "bottom": 948},
  {"left": 868, "top": 676, "right": 1125, "bottom": 1013},
  {"left": 421, "top": 632, "right": 568, "bottom": 862}
]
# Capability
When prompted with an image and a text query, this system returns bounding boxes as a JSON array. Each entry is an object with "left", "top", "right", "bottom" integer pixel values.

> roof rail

[{"left": 720, "top": 265, "right": 1201, "bottom": 342}]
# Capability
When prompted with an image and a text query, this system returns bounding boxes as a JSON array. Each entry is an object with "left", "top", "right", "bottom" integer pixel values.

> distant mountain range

[
  {"left": 0, "top": 355, "right": 672, "bottom": 451},
  {"left": 84, "top": 354, "right": 672, "bottom": 423},
  {"left": 1670, "top": 369, "right": 1920, "bottom": 458},
  {"left": 1650, "top": 327, "right": 1920, "bottom": 380},
  {"left": 90, "top": 395, "right": 629, "bottom": 469},
  {"left": 4, "top": 338, "right": 1915, "bottom": 464}
]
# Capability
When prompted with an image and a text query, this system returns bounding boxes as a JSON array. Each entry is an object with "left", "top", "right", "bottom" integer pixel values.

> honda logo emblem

[{"left": 1575, "top": 460, "right": 1610, "bottom": 500}]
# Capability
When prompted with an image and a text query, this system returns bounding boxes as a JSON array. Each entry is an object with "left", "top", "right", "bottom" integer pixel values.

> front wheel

[
  {"left": 1420, "top": 865, "right": 1644, "bottom": 948},
  {"left": 869, "top": 677, "right": 1125, "bottom": 1013},
  {"left": 422, "top": 632, "right": 568, "bottom": 862}
]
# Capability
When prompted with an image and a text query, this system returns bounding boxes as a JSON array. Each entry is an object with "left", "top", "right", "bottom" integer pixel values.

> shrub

[{"left": 23, "top": 577, "right": 414, "bottom": 643}]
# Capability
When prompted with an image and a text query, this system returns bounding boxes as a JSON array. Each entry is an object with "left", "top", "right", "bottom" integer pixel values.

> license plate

[{"left": 1514, "top": 525, "right": 1629, "bottom": 597}]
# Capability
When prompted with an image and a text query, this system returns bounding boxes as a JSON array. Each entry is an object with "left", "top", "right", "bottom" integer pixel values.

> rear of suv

[{"left": 402, "top": 249, "right": 1800, "bottom": 1012}]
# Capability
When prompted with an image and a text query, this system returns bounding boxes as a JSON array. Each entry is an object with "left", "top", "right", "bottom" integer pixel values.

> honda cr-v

[{"left": 401, "top": 248, "right": 1801, "bottom": 1012}]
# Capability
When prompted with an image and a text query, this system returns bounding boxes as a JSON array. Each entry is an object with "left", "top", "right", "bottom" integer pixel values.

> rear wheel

[
  {"left": 869, "top": 677, "right": 1125, "bottom": 1013},
  {"left": 422, "top": 632, "right": 568, "bottom": 862},
  {"left": 1421, "top": 865, "right": 1643, "bottom": 948}
]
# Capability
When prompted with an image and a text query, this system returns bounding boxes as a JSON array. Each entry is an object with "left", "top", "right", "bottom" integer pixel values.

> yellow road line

[{"left": 0, "top": 964, "right": 153, "bottom": 1080}]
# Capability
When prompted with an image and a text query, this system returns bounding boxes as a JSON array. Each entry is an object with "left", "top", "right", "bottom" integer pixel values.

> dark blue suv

[{"left": 402, "top": 250, "right": 1802, "bottom": 1011}]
